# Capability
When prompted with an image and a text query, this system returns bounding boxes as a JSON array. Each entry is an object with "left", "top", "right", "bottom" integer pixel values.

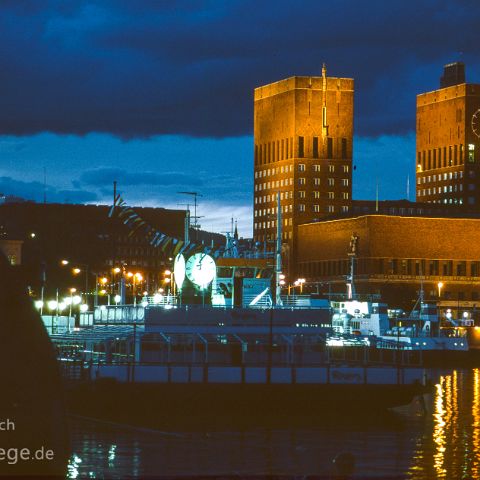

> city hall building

[{"left": 296, "top": 214, "right": 480, "bottom": 317}]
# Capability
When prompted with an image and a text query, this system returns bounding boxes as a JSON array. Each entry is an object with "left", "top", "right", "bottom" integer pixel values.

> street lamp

[
  {"left": 127, "top": 272, "right": 143, "bottom": 306},
  {"left": 438, "top": 281, "right": 444, "bottom": 298},
  {"left": 112, "top": 267, "right": 121, "bottom": 295},
  {"left": 62, "top": 260, "right": 89, "bottom": 305}
]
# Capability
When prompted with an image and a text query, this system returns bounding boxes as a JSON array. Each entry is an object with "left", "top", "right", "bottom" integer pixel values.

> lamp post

[
  {"left": 164, "top": 269, "right": 172, "bottom": 296},
  {"left": 127, "top": 272, "right": 143, "bottom": 306},
  {"left": 62, "top": 260, "right": 89, "bottom": 306},
  {"left": 437, "top": 281, "right": 444, "bottom": 298},
  {"left": 112, "top": 267, "right": 121, "bottom": 295}
]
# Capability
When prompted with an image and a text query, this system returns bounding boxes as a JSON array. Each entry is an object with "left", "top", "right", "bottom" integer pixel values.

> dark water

[{"left": 67, "top": 369, "right": 480, "bottom": 479}]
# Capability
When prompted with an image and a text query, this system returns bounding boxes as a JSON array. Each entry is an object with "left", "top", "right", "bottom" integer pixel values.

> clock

[
  {"left": 173, "top": 254, "right": 186, "bottom": 290},
  {"left": 472, "top": 109, "right": 480, "bottom": 138},
  {"left": 185, "top": 253, "right": 216, "bottom": 288}
]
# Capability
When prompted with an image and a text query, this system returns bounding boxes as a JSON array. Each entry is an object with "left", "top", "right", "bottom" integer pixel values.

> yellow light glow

[
  {"left": 73, "top": 268, "right": 81, "bottom": 275},
  {"left": 101, "top": 277, "right": 108, "bottom": 284},
  {"left": 135, "top": 273, "right": 143, "bottom": 281},
  {"left": 70, "top": 287, "right": 77, "bottom": 293},
  {"left": 113, "top": 267, "right": 121, "bottom": 273},
  {"left": 127, "top": 272, "right": 133, "bottom": 278},
  {"left": 61, "top": 260, "right": 69, "bottom": 265},
  {"left": 165, "top": 270, "right": 171, "bottom": 276}
]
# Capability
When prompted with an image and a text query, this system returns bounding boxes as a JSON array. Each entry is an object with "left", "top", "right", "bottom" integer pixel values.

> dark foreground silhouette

[{"left": 0, "top": 254, "right": 69, "bottom": 477}]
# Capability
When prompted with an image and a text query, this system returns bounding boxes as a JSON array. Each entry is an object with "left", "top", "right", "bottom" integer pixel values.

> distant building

[
  {"left": 253, "top": 65, "right": 354, "bottom": 255},
  {"left": 0, "top": 239, "right": 23, "bottom": 265},
  {"left": 0, "top": 202, "right": 224, "bottom": 300},
  {"left": 416, "top": 62, "right": 480, "bottom": 210},
  {"left": 296, "top": 214, "right": 480, "bottom": 318}
]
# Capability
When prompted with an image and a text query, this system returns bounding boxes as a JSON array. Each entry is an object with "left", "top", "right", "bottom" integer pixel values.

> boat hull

[{"left": 66, "top": 379, "right": 428, "bottom": 427}]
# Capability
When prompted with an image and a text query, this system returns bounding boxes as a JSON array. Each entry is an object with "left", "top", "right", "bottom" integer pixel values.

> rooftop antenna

[
  {"left": 406, "top": 174, "right": 410, "bottom": 201},
  {"left": 375, "top": 179, "right": 379, "bottom": 213},
  {"left": 178, "top": 192, "right": 203, "bottom": 240}
]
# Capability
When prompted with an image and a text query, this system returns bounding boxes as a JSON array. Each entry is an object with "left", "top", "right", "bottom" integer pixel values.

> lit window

[
  {"left": 314, "top": 164, "right": 321, "bottom": 172},
  {"left": 328, "top": 205, "right": 334, "bottom": 213},
  {"left": 341, "top": 206, "right": 349, "bottom": 213},
  {"left": 343, "top": 165, "right": 349, "bottom": 173},
  {"left": 298, "top": 204, "right": 305, "bottom": 212},
  {"left": 328, "top": 178, "right": 335, "bottom": 186},
  {"left": 299, "top": 177, "right": 306, "bottom": 185},
  {"left": 328, "top": 192, "right": 335, "bottom": 199},
  {"left": 313, "top": 204, "right": 320, "bottom": 212},
  {"left": 299, "top": 190, "right": 306, "bottom": 198},
  {"left": 314, "top": 178, "right": 321, "bottom": 186},
  {"left": 342, "top": 178, "right": 349, "bottom": 186},
  {"left": 329, "top": 165, "right": 335, "bottom": 172},
  {"left": 299, "top": 164, "right": 306, "bottom": 172},
  {"left": 343, "top": 192, "right": 349, "bottom": 199},
  {"left": 313, "top": 191, "right": 320, "bottom": 199}
]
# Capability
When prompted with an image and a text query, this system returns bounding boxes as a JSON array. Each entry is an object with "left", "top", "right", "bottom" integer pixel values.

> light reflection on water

[{"left": 66, "top": 369, "right": 480, "bottom": 478}]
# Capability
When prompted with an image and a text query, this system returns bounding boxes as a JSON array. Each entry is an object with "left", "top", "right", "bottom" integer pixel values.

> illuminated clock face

[
  {"left": 472, "top": 109, "right": 480, "bottom": 138},
  {"left": 185, "top": 253, "right": 216, "bottom": 289},
  {"left": 173, "top": 254, "right": 186, "bottom": 290}
]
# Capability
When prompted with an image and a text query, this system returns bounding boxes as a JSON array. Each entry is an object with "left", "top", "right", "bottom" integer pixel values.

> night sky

[{"left": 1, "top": 0, "right": 480, "bottom": 235}]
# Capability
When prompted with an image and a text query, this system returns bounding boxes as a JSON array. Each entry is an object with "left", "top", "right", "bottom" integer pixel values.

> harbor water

[{"left": 67, "top": 368, "right": 480, "bottom": 479}]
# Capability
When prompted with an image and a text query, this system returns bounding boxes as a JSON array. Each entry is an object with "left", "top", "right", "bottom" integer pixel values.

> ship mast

[
  {"left": 275, "top": 191, "right": 283, "bottom": 306},
  {"left": 347, "top": 234, "right": 358, "bottom": 300}
]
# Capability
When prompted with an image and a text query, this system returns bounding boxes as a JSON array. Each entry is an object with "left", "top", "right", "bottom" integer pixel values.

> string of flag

[{"left": 108, "top": 192, "right": 226, "bottom": 259}]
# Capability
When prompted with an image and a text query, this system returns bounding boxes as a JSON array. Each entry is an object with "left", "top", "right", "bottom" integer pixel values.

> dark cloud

[
  {"left": 78, "top": 167, "right": 203, "bottom": 187},
  {"left": 0, "top": 176, "right": 98, "bottom": 204},
  {"left": 1, "top": 0, "right": 479, "bottom": 138}
]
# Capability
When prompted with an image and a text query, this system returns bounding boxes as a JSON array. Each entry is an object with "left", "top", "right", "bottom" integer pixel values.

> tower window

[
  {"left": 298, "top": 136, "right": 304, "bottom": 158},
  {"left": 341, "top": 138, "right": 347, "bottom": 159},
  {"left": 327, "top": 137, "right": 333, "bottom": 158},
  {"left": 313, "top": 136, "right": 319, "bottom": 158}
]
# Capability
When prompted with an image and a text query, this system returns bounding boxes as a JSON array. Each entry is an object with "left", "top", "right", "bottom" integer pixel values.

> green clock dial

[{"left": 185, "top": 253, "right": 216, "bottom": 289}]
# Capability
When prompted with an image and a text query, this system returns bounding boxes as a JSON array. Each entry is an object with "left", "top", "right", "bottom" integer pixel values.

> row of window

[
  {"left": 254, "top": 218, "right": 294, "bottom": 230},
  {"left": 299, "top": 258, "right": 480, "bottom": 278},
  {"left": 424, "top": 197, "right": 476, "bottom": 205},
  {"left": 254, "top": 204, "right": 350, "bottom": 224},
  {"left": 255, "top": 192, "right": 293, "bottom": 204},
  {"left": 255, "top": 231, "right": 294, "bottom": 242},
  {"left": 255, "top": 205, "right": 294, "bottom": 217},
  {"left": 255, "top": 165, "right": 294, "bottom": 179},
  {"left": 417, "top": 171, "right": 464, "bottom": 184},
  {"left": 255, "top": 179, "right": 293, "bottom": 191},
  {"left": 255, "top": 137, "right": 294, "bottom": 165},
  {"left": 255, "top": 191, "right": 350, "bottom": 205},
  {"left": 254, "top": 136, "right": 349, "bottom": 165},
  {"left": 417, "top": 184, "right": 466, "bottom": 196},
  {"left": 255, "top": 176, "right": 349, "bottom": 191},
  {"left": 254, "top": 163, "right": 350, "bottom": 179},
  {"left": 417, "top": 144, "right": 476, "bottom": 171}
]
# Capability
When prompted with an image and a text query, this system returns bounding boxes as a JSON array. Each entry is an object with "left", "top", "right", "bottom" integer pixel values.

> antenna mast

[
  {"left": 178, "top": 192, "right": 203, "bottom": 240},
  {"left": 275, "top": 191, "right": 283, "bottom": 306}
]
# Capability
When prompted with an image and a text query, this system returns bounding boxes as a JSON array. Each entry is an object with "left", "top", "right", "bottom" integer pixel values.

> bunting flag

[{"left": 108, "top": 189, "right": 225, "bottom": 260}]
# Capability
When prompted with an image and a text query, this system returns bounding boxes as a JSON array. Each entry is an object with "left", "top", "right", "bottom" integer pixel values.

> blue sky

[{"left": 1, "top": 1, "right": 480, "bottom": 235}]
